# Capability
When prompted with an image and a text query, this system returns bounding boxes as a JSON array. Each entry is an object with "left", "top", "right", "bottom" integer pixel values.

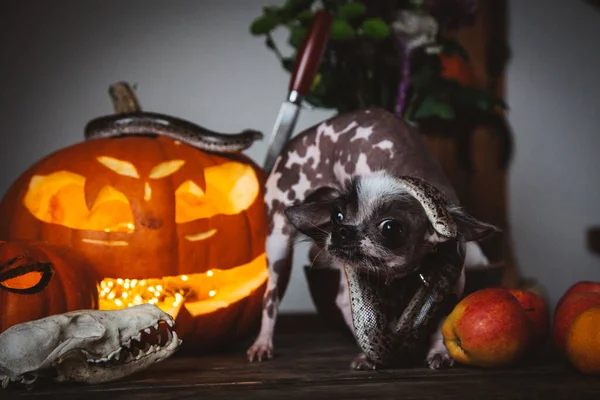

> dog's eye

[
  {"left": 331, "top": 208, "right": 344, "bottom": 223},
  {"left": 379, "top": 219, "right": 402, "bottom": 238}
]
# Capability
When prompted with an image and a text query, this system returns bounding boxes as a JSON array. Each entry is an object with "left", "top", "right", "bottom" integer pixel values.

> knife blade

[{"left": 262, "top": 10, "right": 333, "bottom": 173}]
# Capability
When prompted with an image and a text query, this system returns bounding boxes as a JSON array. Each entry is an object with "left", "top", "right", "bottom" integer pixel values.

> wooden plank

[{"left": 5, "top": 315, "right": 600, "bottom": 399}]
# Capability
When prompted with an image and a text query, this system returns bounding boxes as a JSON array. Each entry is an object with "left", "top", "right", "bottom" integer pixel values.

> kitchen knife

[{"left": 262, "top": 9, "right": 333, "bottom": 173}]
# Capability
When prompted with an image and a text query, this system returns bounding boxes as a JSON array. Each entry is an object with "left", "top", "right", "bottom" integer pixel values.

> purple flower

[{"left": 426, "top": 0, "right": 478, "bottom": 30}]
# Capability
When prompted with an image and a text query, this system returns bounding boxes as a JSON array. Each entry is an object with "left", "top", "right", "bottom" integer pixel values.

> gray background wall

[{"left": 1, "top": 0, "right": 599, "bottom": 313}]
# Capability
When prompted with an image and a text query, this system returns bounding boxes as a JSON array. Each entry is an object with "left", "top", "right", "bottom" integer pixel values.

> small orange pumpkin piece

[{"left": 0, "top": 240, "right": 99, "bottom": 333}]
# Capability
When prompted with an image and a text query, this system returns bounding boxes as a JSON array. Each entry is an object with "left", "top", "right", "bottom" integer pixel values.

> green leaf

[
  {"left": 330, "top": 19, "right": 355, "bottom": 40},
  {"left": 338, "top": 2, "right": 367, "bottom": 20},
  {"left": 297, "top": 10, "right": 314, "bottom": 22},
  {"left": 283, "top": 0, "right": 314, "bottom": 10},
  {"left": 310, "top": 73, "right": 322, "bottom": 93},
  {"left": 250, "top": 15, "right": 280, "bottom": 35},
  {"left": 288, "top": 26, "right": 307, "bottom": 47},
  {"left": 361, "top": 18, "right": 390, "bottom": 39},
  {"left": 280, "top": 0, "right": 314, "bottom": 20},
  {"left": 263, "top": 6, "right": 281, "bottom": 15},
  {"left": 414, "top": 96, "right": 455, "bottom": 120}
]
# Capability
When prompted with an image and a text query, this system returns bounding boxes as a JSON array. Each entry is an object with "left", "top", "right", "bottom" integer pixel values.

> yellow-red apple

[
  {"left": 552, "top": 291, "right": 600, "bottom": 355},
  {"left": 508, "top": 289, "right": 550, "bottom": 345},
  {"left": 555, "top": 281, "right": 600, "bottom": 315},
  {"left": 442, "top": 288, "right": 531, "bottom": 368}
]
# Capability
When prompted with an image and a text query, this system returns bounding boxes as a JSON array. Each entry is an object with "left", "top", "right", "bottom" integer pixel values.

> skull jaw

[
  {"left": 1, "top": 367, "right": 55, "bottom": 390},
  {"left": 55, "top": 335, "right": 181, "bottom": 385}
]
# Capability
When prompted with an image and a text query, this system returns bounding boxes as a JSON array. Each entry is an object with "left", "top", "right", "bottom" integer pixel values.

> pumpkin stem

[{"left": 108, "top": 81, "right": 142, "bottom": 114}]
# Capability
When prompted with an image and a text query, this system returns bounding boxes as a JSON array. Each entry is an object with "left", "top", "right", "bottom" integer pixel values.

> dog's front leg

[
  {"left": 247, "top": 210, "right": 295, "bottom": 362},
  {"left": 426, "top": 265, "right": 465, "bottom": 369},
  {"left": 426, "top": 318, "right": 455, "bottom": 369}
]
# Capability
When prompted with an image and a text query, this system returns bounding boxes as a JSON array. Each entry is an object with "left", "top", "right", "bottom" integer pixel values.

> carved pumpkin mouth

[
  {"left": 184, "top": 229, "right": 217, "bottom": 242},
  {"left": 97, "top": 252, "right": 267, "bottom": 318}
]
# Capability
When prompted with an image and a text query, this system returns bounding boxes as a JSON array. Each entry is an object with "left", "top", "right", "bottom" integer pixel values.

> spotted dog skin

[{"left": 246, "top": 108, "right": 487, "bottom": 363}]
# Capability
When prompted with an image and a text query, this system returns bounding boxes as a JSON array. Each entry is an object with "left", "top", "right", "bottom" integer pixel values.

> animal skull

[{"left": 0, "top": 304, "right": 181, "bottom": 389}]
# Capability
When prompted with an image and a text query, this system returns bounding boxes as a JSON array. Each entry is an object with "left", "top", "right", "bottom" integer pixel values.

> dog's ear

[
  {"left": 448, "top": 208, "right": 500, "bottom": 242},
  {"left": 285, "top": 186, "right": 341, "bottom": 236}
]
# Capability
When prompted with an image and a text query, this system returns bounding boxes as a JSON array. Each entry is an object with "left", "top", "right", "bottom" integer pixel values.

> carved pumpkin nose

[
  {"left": 140, "top": 216, "right": 163, "bottom": 230},
  {"left": 332, "top": 224, "right": 357, "bottom": 246}
]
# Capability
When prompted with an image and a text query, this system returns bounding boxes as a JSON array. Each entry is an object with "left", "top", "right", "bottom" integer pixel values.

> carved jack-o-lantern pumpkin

[
  {"left": 0, "top": 126, "right": 268, "bottom": 350},
  {"left": 0, "top": 240, "right": 98, "bottom": 333}
]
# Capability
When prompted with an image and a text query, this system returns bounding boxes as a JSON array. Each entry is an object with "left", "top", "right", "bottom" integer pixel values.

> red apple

[
  {"left": 552, "top": 292, "right": 600, "bottom": 355},
  {"left": 508, "top": 289, "right": 550, "bottom": 345},
  {"left": 442, "top": 288, "right": 532, "bottom": 368},
  {"left": 555, "top": 281, "right": 600, "bottom": 314}
]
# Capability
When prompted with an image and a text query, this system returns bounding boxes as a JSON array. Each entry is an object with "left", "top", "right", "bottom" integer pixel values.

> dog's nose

[{"left": 332, "top": 224, "right": 357, "bottom": 246}]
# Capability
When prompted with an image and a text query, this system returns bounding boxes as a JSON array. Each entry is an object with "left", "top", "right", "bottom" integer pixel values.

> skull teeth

[
  {"left": 170, "top": 331, "right": 182, "bottom": 349},
  {"left": 85, "top": 320, "right": 181, "bottom": 366},
  {"left": 108, "top": 348, "right": 121, "bottom": 361}
]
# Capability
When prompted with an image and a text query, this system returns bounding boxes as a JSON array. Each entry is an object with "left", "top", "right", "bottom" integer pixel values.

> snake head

[{"left": 242, "top": 129, "right": 264, "bottom": 142}]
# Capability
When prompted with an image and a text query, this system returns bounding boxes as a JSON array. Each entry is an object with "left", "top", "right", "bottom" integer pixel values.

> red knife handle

[{"left": 288, "top": 9, "right": 333, "bottom": 97}]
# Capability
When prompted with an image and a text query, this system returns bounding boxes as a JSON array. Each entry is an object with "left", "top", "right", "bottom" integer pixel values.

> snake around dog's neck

[{"left": 344, "top": 238, "right": 465, "bottom": 368}]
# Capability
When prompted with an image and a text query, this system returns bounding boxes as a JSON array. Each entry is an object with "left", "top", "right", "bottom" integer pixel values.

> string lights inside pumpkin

[{"left": 97, "top": 253, "right": 267, "bottom": 318}]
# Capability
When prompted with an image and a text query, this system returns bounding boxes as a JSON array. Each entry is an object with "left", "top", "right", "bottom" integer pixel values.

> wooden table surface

[{"left": 4, "top": 314, "right": 600, "bottom": 400}]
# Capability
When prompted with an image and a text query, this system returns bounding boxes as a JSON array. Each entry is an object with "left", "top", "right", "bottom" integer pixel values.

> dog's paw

[
  {"left": 247, "top": 339, "right": 274, "bottom": 362},
  {"left": 426, "top": 344, "right": 455, "bottom": 370},
  {"left": 350, "top": 353, "right": 377, "bottom": 370}
]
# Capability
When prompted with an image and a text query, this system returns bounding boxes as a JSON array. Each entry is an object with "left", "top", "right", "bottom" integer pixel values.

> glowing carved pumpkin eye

[
  {"left": 149, "top": 160, "right": 186, "bottom": 179},
  {"left": 175, "top": 161, "right": 259, "bottom": 224},
  {"left": 23, "top": 171, "right": 135, "bottom": 233},
  {"left": 97, "top": 156, "right": 140, "bottom": 178}
]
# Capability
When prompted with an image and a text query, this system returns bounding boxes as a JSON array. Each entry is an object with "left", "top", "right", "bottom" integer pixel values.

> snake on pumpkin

[
  {"left": 84, "top": 82, "right": 264, "bottom": 154},
  {"left": 344, "top": 176, "right": 465, "bottom": 368}
]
